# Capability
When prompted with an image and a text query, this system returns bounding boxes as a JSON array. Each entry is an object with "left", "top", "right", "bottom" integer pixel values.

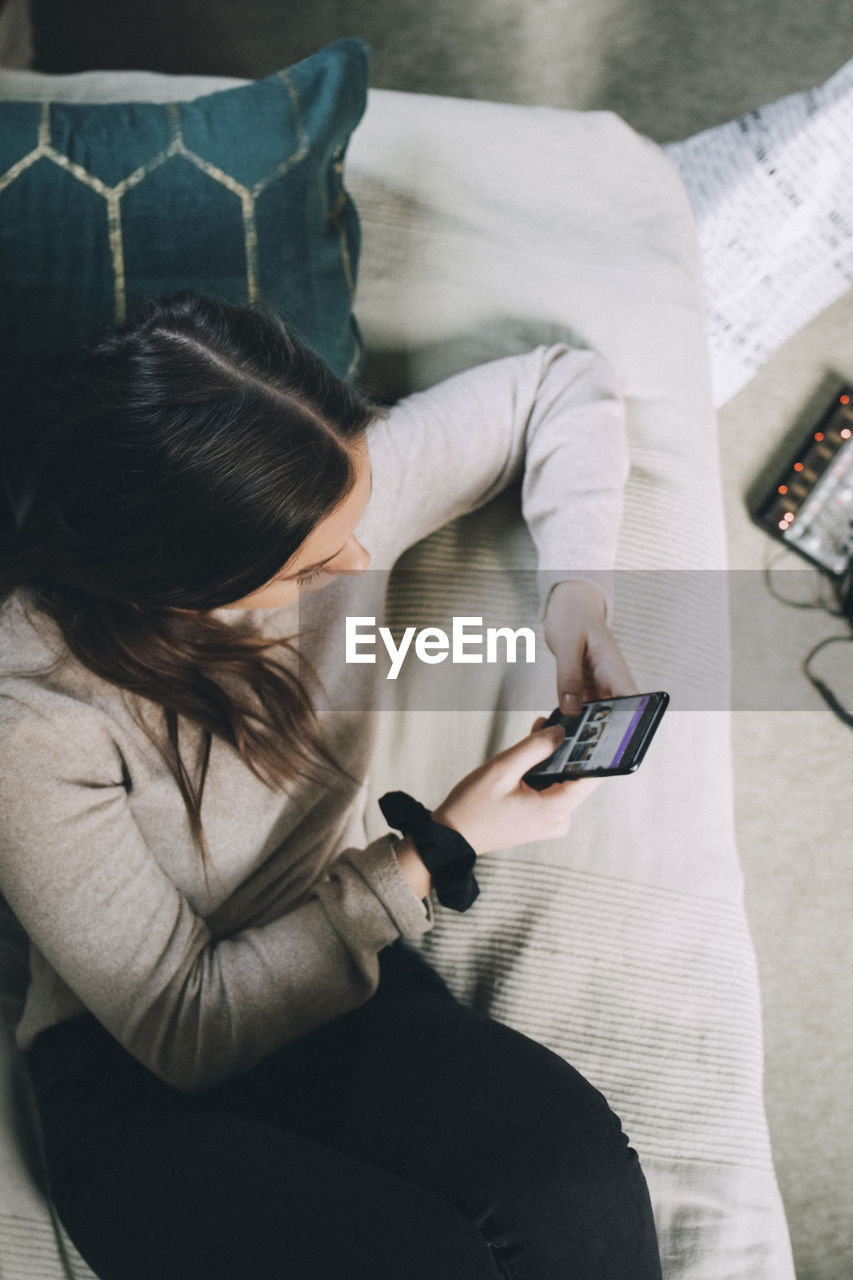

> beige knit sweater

[{"left": 0, "top": 345, "right": 627, "bottom": 1090}]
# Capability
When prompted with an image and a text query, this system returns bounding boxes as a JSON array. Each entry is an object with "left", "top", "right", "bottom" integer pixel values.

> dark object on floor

[{"left": 30, "top": 0, "right": 334, "bottom": 78}]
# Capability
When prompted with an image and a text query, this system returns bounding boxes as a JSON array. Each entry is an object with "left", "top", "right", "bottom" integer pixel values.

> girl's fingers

[{"left": 534, "top": 770, "right": 604, "bottom": 798}]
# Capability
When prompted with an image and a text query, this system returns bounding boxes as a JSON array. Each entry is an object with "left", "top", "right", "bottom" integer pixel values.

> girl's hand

[
  {"left": 430, "top": 723, "right": 603, "bottom": 855},
  {"left": 542, "top": 580, "right": 638, "bottom": 716}
]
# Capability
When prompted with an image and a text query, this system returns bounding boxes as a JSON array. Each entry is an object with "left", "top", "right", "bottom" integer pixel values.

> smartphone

[{"left": 522, "top": 691, "right": 670, "bottom": 788}]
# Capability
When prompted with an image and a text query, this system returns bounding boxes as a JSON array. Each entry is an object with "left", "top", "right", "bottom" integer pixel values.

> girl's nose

[{"left": 336, "top": 536, "right": 371, "bottom": 574}]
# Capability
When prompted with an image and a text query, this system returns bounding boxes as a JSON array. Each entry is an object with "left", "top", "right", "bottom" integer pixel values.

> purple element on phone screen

[{"left": 610, "top": 696, "right": 650, "bottom": 766}]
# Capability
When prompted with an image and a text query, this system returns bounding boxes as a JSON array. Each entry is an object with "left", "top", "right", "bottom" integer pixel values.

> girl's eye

[{"left": 296, "top": 568, "right": 325, "bottom": 588}]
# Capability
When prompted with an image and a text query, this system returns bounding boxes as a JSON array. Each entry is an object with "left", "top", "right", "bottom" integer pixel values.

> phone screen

[{"left": 525, "top": 693, "right": 666, "bottom": 780}]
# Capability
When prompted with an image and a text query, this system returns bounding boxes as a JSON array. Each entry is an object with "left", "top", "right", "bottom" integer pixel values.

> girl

[{"left": 0, "top": 292, "right": 661, "bottom": 1278}]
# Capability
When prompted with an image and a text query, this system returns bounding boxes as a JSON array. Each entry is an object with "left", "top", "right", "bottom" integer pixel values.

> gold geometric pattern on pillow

[{"left": 0, "top": 71, "right": 323, "bottom": 325}]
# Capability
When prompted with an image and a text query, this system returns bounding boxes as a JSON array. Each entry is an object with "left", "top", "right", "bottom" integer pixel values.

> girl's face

[{"left": 220, "top": 437, "right": 373, "bottom": 610}]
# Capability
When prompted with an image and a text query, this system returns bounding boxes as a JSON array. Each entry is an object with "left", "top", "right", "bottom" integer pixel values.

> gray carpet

[
  {"left": 19, "top": 2, "right": 853, "bottom": 1274},
  {"left": 29, "top": 0, "right": 853, "bottom": 140}
]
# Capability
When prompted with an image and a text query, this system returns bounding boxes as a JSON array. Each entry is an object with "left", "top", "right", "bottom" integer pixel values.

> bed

[{"left": 0, "top": 56, "right": 795, "bottom": 1279}]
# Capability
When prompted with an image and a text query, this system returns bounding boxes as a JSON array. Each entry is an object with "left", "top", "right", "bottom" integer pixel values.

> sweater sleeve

[
  {"left": 360, "top": 344, "right": 629, "bottom": 618},
  {"left": 0, "top": 691, "right": 433, "bottom": 1092}
]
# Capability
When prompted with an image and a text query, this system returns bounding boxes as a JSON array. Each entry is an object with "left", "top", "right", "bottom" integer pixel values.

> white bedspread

[{"left": 349, "top": 90, "right": 794, "bottom": 1278}]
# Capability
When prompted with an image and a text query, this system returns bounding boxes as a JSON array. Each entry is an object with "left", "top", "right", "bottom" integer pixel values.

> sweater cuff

[{"left": 341, "top": 834, "right": 435, "bottom": 940}]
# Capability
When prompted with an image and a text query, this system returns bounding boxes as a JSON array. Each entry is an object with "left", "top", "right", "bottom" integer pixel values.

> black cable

[
  {"left": 803, "top": 635, "right": 853, "bottom": 727},
  {"left": 762, "top": 545, "right": 853, "bottom": 727},
  {"left": 762, "top": 545, "right": 847, "bottom": 615}
]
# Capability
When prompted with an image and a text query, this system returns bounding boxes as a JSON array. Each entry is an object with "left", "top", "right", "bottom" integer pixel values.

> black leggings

[{"left": 25, "top": 941, "right": 662, "bottom": 1280}]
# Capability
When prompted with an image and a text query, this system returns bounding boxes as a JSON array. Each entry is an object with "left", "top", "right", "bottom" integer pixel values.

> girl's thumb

[{"left": 500, "top": 724, "right": 565, "bottom": 771}]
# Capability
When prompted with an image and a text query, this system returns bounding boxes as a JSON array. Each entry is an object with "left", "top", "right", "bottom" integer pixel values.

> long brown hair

[{"left": 1, "top": 292, "right": 386, "bottom": 861}]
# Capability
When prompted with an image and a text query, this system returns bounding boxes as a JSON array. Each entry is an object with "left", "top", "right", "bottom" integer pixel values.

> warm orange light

[
  {"left": 784, "top": 512, "right": 794, "bottom": 520},
  {"left": 841, "top": 395, "right": 850, "bottom": 405},
  {"left": 842, "top": 428, "right": 852, "bottom": 439},
  {"left": 793, "top": 462, "right": 804, "bottom": 471},
  {"left": 815, "top": 432, "right": 824, "bottom": 441},
  {"left": 778, "top": 519, "right": 789, "bottom": 529},
  {"left": 778, "top": 484, "right": 788, "bottom": 494}
]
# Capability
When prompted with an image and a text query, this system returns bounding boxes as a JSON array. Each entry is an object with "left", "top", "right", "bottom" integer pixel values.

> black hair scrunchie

[{"left": 378, "top": 791, "right": 480, "bottom": 913}]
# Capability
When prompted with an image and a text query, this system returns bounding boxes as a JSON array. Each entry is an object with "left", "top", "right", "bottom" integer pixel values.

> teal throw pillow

[{"left": 0, "top": 38, "right": 368, "bottom": 381}]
